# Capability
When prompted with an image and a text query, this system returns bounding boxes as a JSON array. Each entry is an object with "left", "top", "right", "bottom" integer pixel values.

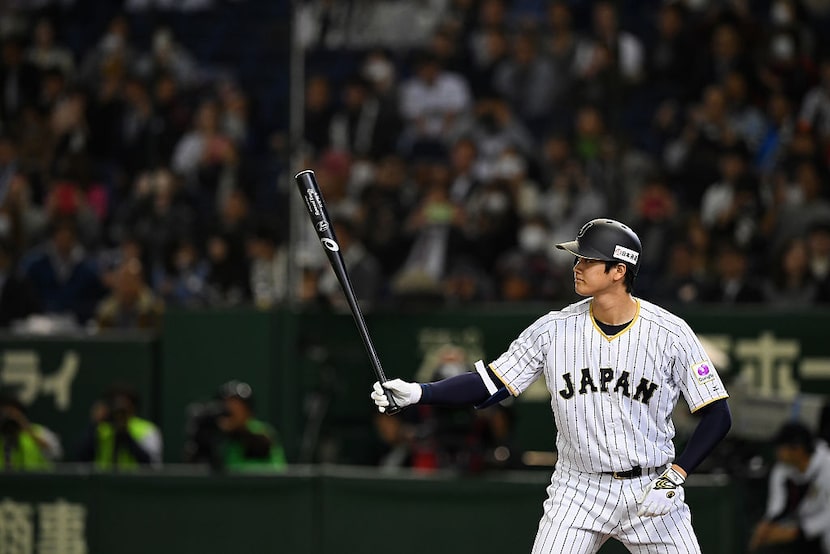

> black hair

[
  {"left": 219, "top": 380, "right": 254, "bottom": 410},
  {"left": 604, "top": 261, "right": 636, "bottom": 293},
  {"left": 104, "top": 383, "right": 140, "bottom": 411},
  {"left": 0, "top": 390, "right": 25, "bottom": 414},
  {"left": 773, "top": 421, "right": 815, "bottom": 454}
]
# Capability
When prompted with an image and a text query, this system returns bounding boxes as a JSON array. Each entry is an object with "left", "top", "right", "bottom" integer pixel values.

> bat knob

[{"left": 384, "top": 390, "right": 402, "bottom": 416}]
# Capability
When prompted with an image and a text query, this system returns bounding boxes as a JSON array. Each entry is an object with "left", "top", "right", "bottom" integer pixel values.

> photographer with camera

[
  {"left": 77, "top": 384, "right": 161, "bottom": 469},
  {"left": 0, "top": 392, "right": 62, "bottom": 471},
  {"left": 184, "top": 381, "right": 285, "bottom": 472}
]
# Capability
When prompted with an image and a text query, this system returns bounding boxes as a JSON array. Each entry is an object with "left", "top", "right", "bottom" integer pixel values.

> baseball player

[
  {"left": 371, "top": 218, "right": 732, "bottom": 553},
  {"left": 748, "top": 421, "right": 830, "bottom": 553}
]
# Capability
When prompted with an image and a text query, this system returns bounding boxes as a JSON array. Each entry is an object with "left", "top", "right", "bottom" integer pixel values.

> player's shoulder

[
  {"left": 525, "top": 298, "right": 590, "bottom": 329},
  {"left": 636, "top": 298, "right": 694, "bottom": 336},
  {"left": 552, "top": 298, "right": 592, "bottom": 318}
]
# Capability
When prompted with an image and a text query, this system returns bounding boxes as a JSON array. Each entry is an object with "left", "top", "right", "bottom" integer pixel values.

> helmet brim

[{"left": 555, "top": 240, "right": 612, "bottom": 261}]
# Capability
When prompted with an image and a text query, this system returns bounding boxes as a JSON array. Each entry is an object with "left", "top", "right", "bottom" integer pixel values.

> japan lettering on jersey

[{"left": 489, "top": 298, "right": 728, "bottom": 473}]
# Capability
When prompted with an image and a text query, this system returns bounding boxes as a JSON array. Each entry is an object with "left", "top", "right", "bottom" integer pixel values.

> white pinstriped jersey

[{"left": 490, "top": 297, "right": 728, "bottom": 473}]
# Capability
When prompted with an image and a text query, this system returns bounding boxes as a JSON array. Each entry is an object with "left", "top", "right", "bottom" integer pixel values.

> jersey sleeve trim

[
  {"left": 474, "top": 360, "right": 498, "bottom": 395},
  {"left": 689, "top": 394, "right": 730, "bottom": 413},
  {"left": 488, "top": 363, "right": 519, "bottom": 397}
]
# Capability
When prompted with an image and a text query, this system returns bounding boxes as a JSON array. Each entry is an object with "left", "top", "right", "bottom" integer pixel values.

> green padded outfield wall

[{"left": 0, "top": 469, "right": 737, "bottom": 554}]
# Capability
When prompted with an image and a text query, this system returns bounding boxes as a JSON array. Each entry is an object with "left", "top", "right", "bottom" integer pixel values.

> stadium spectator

[
  {"left": 21, "top": 216, "right": 105, "bottom": 324},
  {"left": 78, "top": 14, "right": 137, "bottom": 89},
  {"left": 135, "top": 27, "right": 202, "bottom": 88},
  {"left": 330, "top": 74, "right": 399, "bottom": 159},
  {"left": 645, "top": 2, "right": 693, "bottom": 104},
  {"left": 26, "top": 18, "right": 74, "bottom": 76},
  {"left": 318, "top": 218, "right": 383, "bottom": 310},
  {"left": 152, "top": 237, "right": 209, "bottom": 308},
  {"left": 113, "top": 169, "right": 196, "bottom": 269},
  {"left": 756, "top": 92, "right": 797, "bottom": 175},
  {"left": 495, "top": 214, "right": 562, "bottom": 301},
  {"left": 0, "top": 237, "right": 40, "bottom": 328},
  {"left": 355, "top": 154, "right": 412, "bottom": 277},
  {"left": 694, "top": 22, "right": 755, "bottom": 101},
  {"left": 0, "top": 134, "right": 21, "bottom": 202},
  {"left": 94, "top": 256, "right": 164, "bottom": 331},
  {"left": 466, "top": 0, "right": 509, "bottom": 64},
  {"left": 798, "top": 58, "right": 830, "bottom": 140},
  {"left": 629, "top": 172, "right": 680, "bottom": 292},
  {"left": 493, "top": 31, "right": 557, "bottom": 138},
  {"left": 542, "top": 1, "right": 579, "bottom": 121},
  {"left": 0, "top": 172, "right": 47, "bottom": 256},
  {"left": 466, "top": 25, "right": 509, "bottom": 100},
  {"left": 303, "top": 74, "right": 334, "bottom": 157},
  {"left": 652, "top": 240, "right": 709, "bottom": 306},
  {"left": 399, "top": 50, "right": 472, "bottom": 153},
  {"left": 205, "top": 233, "right": 249, "bottom": 306},
  {"left": 0, "top": 36, "right": 41, "bottom": 129},
  {"left": 246, "top": 226, "right": 287, "bottom": 310},
  {"left": 702, "top": 241, "right": 765, "bottom": 304},
  {"left": 118, "top": 76, "right": 168, "bottom": 179},
  {"left": 807, "top": 222, "right": 830, "bottom": 302},
  {"left": 699, "top": 143, "right": 762, "bottom": 253},
  {"left": 723, "top": 71, "right": 766, "bottom": 154},
  {"left": 0, "top": 391, "right": 62, "bottom": 471},
  {"left": 763, "top": 237, "right": 818, "bottom": 307},
  {"left": 171, "top": 99, "right": 239, "bottom": 217},
  {"left": 77, "top": 384, "right": 162, "bottom": 469},
  {"left": 462, "top": 94, "right": 535, "bottom": 180}
]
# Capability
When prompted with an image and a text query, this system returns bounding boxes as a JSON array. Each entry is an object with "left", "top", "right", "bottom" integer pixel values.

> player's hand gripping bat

[{"left": 294, "top": 169, "right": 401, "bottom": 415}]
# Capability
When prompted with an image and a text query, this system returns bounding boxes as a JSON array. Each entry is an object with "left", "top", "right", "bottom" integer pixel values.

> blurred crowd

[
  {"left": 2, "top": 1, "right": 830, "bottom": 334},
  {"left": 298, "top": 0, "right": 830, "bottom": 310}
]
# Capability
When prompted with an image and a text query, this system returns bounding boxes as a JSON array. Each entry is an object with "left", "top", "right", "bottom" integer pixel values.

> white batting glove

[
  {"left": 637, "top": 467, "right": 686, "bottom": 517},
  {"left": 370, "top": 379, "right": 422, "bottom": 413}
]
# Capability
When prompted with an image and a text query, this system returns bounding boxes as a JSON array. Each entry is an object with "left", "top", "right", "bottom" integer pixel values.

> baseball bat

[{"left": 294, "top": 169, "right": 401, "bottom": 415}]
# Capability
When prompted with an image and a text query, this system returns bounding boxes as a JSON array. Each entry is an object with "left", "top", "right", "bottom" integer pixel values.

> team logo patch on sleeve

[
  {"left": 613, "top": 245, "right": 639, "bottom": 264},
  {"left": 692, "top": 362, "right": 715, "bottom": 384}
]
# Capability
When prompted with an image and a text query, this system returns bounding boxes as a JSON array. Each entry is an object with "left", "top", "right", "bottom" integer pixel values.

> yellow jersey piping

[
  {"left": 488, "top": 363, "right": 518, "bottom": 397},
  {"left": 590, "top": 299, "right": 640, "bottom": 342},
  {"left": 690, "top": 394, "right": 730, "bottom": 413}
]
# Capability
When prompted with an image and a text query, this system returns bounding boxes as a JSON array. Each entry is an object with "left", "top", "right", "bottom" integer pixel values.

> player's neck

[{"left": 590, "top": 292, "right": 637, "bottom": 325}]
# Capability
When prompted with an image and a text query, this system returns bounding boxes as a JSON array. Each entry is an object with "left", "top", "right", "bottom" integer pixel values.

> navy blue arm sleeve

[
  {"left": 419, "top": 372, "right": 491, "bottom": 405},
  {"left": 675, "top": 399, "right": 732, "bottom": 474}
]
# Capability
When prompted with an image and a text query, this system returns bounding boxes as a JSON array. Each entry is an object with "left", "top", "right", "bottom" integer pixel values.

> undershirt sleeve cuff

[{"left": 475, "top": 360, "right": 498, "bottom": 395}]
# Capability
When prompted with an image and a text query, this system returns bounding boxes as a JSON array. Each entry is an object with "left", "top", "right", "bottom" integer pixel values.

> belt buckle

[{"left": 612, "top": 471, "right": 625, "bottom": 480}]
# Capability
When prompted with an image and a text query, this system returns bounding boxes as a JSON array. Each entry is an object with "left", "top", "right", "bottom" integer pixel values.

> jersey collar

[{"left": 589, "top": 299, "right": 640, "bottom": 341}]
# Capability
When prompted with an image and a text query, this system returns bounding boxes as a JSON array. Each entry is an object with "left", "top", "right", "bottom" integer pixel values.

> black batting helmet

[{"left": 555, "top": 219, "right": 642, "bottom": 275}]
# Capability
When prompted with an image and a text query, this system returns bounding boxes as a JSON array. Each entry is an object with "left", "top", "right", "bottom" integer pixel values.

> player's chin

[{"left": 574, "top": 281, "right": 591, "bottom": 297}]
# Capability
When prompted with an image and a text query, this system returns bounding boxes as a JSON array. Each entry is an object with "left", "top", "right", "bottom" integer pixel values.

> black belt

[{"left": 605, "top": 466, "right": 655, "bottom": 479}]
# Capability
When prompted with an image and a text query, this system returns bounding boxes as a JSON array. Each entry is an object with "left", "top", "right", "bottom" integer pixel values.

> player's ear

[{"left": 615, "top": 263, "right": 627, "bottom": 283}]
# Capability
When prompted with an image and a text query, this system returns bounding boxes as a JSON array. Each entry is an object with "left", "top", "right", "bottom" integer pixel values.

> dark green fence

[{"left": 0, "top": 467, "right": 739, "bottom": 554}]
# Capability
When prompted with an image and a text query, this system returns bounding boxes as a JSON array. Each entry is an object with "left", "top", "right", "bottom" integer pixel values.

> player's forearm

[
  {"left": 674, "top": 399, "right": 732, "bottom": 474},
  {"left": 419, "top": 372, "right": 491, "bottom": 405}
]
